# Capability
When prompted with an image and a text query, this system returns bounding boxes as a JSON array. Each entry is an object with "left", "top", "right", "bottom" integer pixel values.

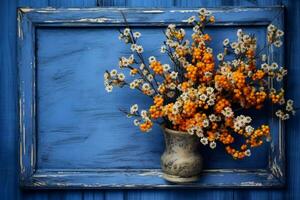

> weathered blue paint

[
  {"left": 17, "top": 7, "right": 285, "bottom": 189},
  {"left": 1, "top": 0, "right": 300, "bottom": 199}
]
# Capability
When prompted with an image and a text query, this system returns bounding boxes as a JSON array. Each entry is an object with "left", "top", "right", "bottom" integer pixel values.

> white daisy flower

[
  {"left": 193, "top": 25, "right": 200, "bottom": 33},
  {"left": 209, "top": 141, "right": 216, "bottom": 149},
  {"left": 160, "top": 45, "right": 167, "bottom": 53},
  {"left": 110, "top": 69, "right": 117, "bottom": 77},
  {"left": 148, "top": 56, "right": 156, "bottom": 63},
  {"left": 237, "top": 29, "right": 243, "bottom": 37},
  {"left": 287, "top": 99, "right": 294, "bottom": 106},
  {"left": 267, "top": 24, "right": 276, "bottom": 32},
  {"left": 117, "top": 73, "right": 125, "bottom": 81},
  {"left": 168, "top": 24, "right": 176, "bottom": 30},
  {"left": 206, "top": 87, "right": 214, "bottom": 95},
  {"left": 231, "top": 42, "right": 238, "bottom": 49},
  {"left": 123, "top": 28, "right": 130, "bottom": 36},
  {"left": 245, "top": 116, "right": 252, "bottom": 123},
  {"left": 223, "top": 38, "right": 230, "bottom": 46},
  {"left": 209, "top": 114, "right": 217, "bottom": 122},
  {"left": 187, "top": 15, "right": 196, "bottom": 24},
  {"left": 274, "top": 40, "right": 282, "bottom": 47},
  {"left": 133, "top": 32, "right": 141, "bottom": 38},
  {"left": 245, "top": 125, "right": 254, "bottom": 133},
  {"left": 167, "top": 91, "right": 175, "bottom": 98},
  {"left": 172, "top": 106, "right": 179, "bottom": 115},
  {"left": 129, "top": 81, "right": 136, "bottom": 89},
  {"left": 217, "top": 53, "right": 224, "bottom": 61},
  {"left": 130, "top": 104, "right": 138, "bottom": 114},
  {"left": 105, "top": 85, "right": 113, "bottom": 92},
  {"left": 200, "top": 137, "right": 208, "bottom": 145},
  {"left": 286, "top": 105, "right": 293, "bottom": 112},
  {"left": 131, "top": 44, "right": 137, "bottom": 51},
  {"left": 170, "top": 71, "right": 178, "bottom": 79},
  {"left": 104, "top": 72, "right": 109, "bottom": 80},
  {"left": 200, "top": 94, "right": 208, "bottom": 101},
  {"left": 199, "top": 8, "right": 207, "bottom": 15},
  {"left": 276, "top": 29, "right": 284, "bottom": 37},
  {"left": 276, "top": 75, "right": 283, "bottom": 82},
  {"left": 163, "top": 64, "right": 170, "bottom": 72},
  {"left": 202, "top": 119, "right": 210, "bottom": 128},
  {"left": 271, "top": 62, "right": 278, "bottom": 69},
  {"left": 168, "top": 83, "right": 177, "bottom": 90},
  {"left": 133, "top": 119, "right": 140, "bottom": 126},
  {"left": 195, "top": 127, "right": 204, "bottom": 137},
  {"left": 142, "top": 83, "right": 151, "bottom": 91},
  {"left": 136, "top": 45, "right": 144, "bottom": 53},
  {"left": 147, "top": 74, "right": 154, "bottom": 81},
  {"left": 245, "top": 149, "right": 251, "bottom": 157},
  {"left": 187, "top": 127, "right": 195, "bottom": 135},
  {"left": 139, "top": 110, "right": 147, "bottom": 119}
]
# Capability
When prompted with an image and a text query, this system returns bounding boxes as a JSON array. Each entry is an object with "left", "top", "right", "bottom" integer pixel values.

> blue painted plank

[
  {"left": 105, "top": 191, "right": 125, "bottom": 200},
  {"left": 49, "top": 0, "right": 97, "bottom": 7},
  {"left": 126, "top": 0, "right": 174, "bottom": 7},
  {"left": 127, "top": 190, "right": 234, "bottom": 200},
  {"left": 282, "top": 1, "right": 300, "bottom": 199},
  {"left": 0, "top": 0, "right": 19, "bottom": 200},
  {"left": 18, "top": 0, "right": 48, "bottom": 7},
  {"left": 100, "top": 0, "right": 126, "bottom": 6}
]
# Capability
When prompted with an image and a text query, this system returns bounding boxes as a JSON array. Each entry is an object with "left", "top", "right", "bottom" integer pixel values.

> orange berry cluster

[
  {"left": 246, "top": 125, "right": 270, "bottom": 147},
  {"left": 139, "top": 121, "right": 153, "bottom": 132},
  {"left": 149, "top": 96, "right": 164, "bottom": 119},
  {"left": 214, "top": 98, "right": 230, "bottom": 113},
  {"left": 150, "top": 61, "right": 163, "bottom": 75},
  {"left": 269, "top": 90, "right": 284, "bottom": 104}
]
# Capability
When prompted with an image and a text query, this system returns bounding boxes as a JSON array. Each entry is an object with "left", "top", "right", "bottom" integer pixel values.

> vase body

[{"left": 161, "top": 127, "right": 203, "bottom": 183}]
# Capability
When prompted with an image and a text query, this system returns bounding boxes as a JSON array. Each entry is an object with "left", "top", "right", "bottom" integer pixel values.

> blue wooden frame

[{"left": 18, "top": 6, "right": 285, "bottom": 189}]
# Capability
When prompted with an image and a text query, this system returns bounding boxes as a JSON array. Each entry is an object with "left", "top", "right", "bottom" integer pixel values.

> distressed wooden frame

[{"left": 18, "top": 7, "right": 285, "bottom": 189}]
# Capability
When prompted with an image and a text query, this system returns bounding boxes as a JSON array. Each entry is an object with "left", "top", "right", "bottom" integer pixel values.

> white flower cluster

[
  {"left": 228, "top": 29, "right": 257, "bottom": 55},
  {"left": 118, "top": 28, "right": 142, "bottom": 43},
  {"left": 103, "top": 69, "right": 126, "bottom": 92},
  {"left": 118, "top": 55, "right": 134, "bottom": 68},
  {"left": 260, "top": 62, "right": 287, "bottom": 81},
  {"left": 233, "top": 115, "right": 252, "bottom": 132},
  {"left": 267, "top": 24, "right": 284, "bottom": 47},
  {"left": 276, "top": 99, "right": 295, "bottom": 120},
  {"left": 130, "top": 104, "right": 152, "bottom": 131}
]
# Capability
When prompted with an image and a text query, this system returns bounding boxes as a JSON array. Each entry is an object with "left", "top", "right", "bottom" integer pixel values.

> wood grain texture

[
  {"left": 0, "top": 0, "right": 299, "bottom": 199},
  {"left": 0, "top": 0, "right": 19, "bottom": 200},
  {"left": 48, "top": 0, "right": 98, "bottom": 7}
]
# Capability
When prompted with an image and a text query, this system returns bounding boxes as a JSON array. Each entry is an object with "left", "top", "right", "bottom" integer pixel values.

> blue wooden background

[{"left": 1, "top": 0, "right": 299, "bottom": 199}]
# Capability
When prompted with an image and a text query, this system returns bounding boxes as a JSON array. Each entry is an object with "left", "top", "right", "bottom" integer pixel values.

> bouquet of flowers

[{"left": 103, "top": 8, "right": 295, "bottom": 159}]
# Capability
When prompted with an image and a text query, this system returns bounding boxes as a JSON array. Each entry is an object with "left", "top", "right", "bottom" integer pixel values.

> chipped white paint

[
  {"left": 77, "top": 18, "right": 111, "bottom": 23},
  {"left": 19, "top": 142, "right": 24, "bottom": 174},
  {"left": 20, "top": 8, "right": 34, "bottom": 13},
  {"left": 17, "top": 11, "right": 23, "bottom": 40},
  {"left": 271, "top": 157, "right": 283, "bottom": 177},
  {"left": 31, "top": 144, "right": 34, "bottom": 168},
  {"left": 241, "top": 181, "right": 263, "bottom": 186},
  {"left": 142, "top": 10, "right": 165, "bottom": 13},
  {"left": 138, "top": 171, "right": 163, "bottom": 177}
]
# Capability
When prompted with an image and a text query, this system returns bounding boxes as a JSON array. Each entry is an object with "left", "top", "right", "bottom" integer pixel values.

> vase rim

[{"left": 162, "top": 125, "right": 188, "bottom": 135}]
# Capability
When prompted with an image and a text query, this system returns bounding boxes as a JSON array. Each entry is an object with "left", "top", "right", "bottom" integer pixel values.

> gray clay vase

[{"left": 161, "top": 127, "right": 203, "bottom": 183}]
